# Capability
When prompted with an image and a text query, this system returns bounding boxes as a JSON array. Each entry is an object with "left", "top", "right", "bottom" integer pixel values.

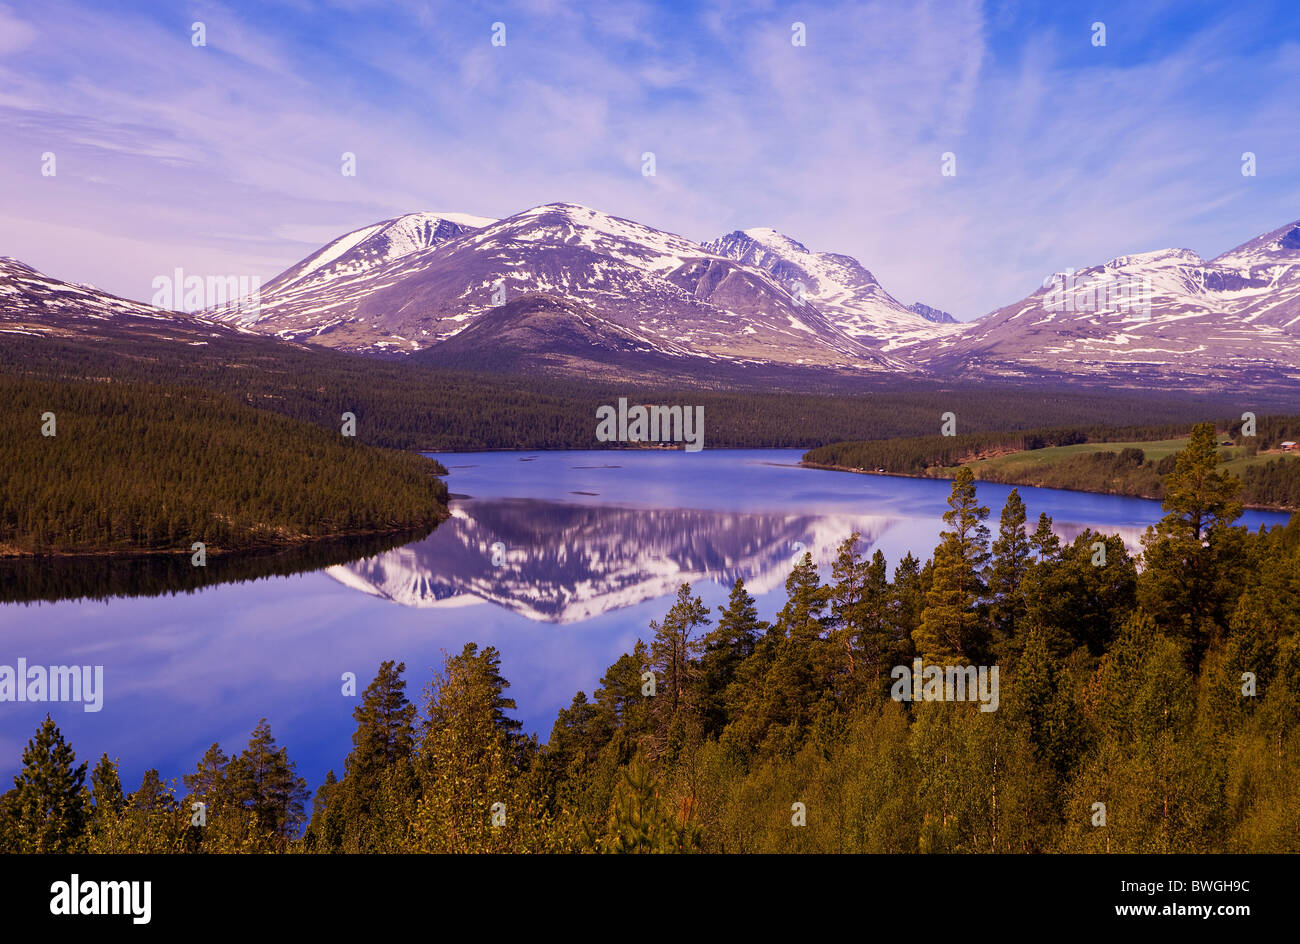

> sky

[{"left": 1, "top": 0, "right": 1298, "bottom": 320}]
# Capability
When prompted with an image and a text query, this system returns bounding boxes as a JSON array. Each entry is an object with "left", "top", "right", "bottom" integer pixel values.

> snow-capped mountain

[
  {"left": 0, "top": 256, "right": 258, "bottom": 349},
  {"left": 911, "top": 220, "right": 1300, "bottom": 386},
  {"left": 1, "top": 256, "right": 178, "bottom": 327},
  {"left": 8, "top": 208, "right": 1300, "bottom": 390},
  {"left": 212, "top": 203, "right": 906, "bottom": 369},
  {"left": 266, "top": 211, "right": 494, "bottom": 296},
  {"left": 905, "top": 302, "right": 957, "bottom": 324},
  {"left": 702, "top": 228, "right": 957, "bottom": 345}
]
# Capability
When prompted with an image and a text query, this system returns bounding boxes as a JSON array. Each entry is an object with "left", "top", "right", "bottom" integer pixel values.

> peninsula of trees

[{"left": 0, "top": 376, "right": 449, "bottom": 556}]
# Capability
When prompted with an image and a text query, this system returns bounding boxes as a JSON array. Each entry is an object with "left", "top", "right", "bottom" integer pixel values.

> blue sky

[{"left": 1, "top": 0, "right": 1298, "bottom": 319}]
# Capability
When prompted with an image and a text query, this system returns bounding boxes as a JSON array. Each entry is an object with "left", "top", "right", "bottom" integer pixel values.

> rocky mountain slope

[
  {"left": 6, "top": 209, "right": 1300, "bottom": 391},
  {"left": 210, "top": 203, "right": 929, "bottom": 370},
  {"left": 701, "top": 227, "right": 954, "bottom": 347},
  {"left": 906, "top": 220, "right": 1300, "bottom": 387}
]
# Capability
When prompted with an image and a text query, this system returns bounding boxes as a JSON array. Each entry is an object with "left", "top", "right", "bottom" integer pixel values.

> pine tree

[
  {"left": 988, "top": 488, "right": 1030, "bottom": 655},
  {"left": 227, "top": 719, "right": 309, "bottom": 850},
  {"left": 1160, "top": 422, "right": 1245, "bottom": 542},
  {"left": 890, "top": 552, "right": 925, "bottom": 653},
  {"left": 647, "top": 583, "right": 711, "bottom": 749},
  {"left": 347, "top": 661, "right": 417, "bottom": 779},
  {"left": 540, "top": 690, "right": 609, "bottom": 813},
  {"left": 1141, "top": 423, "right": 1246, "bottom": 661},
  {"left": 415, "top": 644, "right": 529, "bottom": 853},
  {"left": 322, "top": 661, "right": 421, "bottom": 852},
  {"left": 1030, "top": 512, "right": 1060, "bottom": 562},
  {"left": 89, "top": 753, "right": 125, "bottom": 827},
  {"left": 766, "top": 553, "right": 833, "bottom": 750},
  {"left": 914, "top": 467, "right": 991, "bottom": 663},
  {"left": 305, "top": 770, "right": 343, "bottom": 852},
  {"left": 11, "top": 716, "right": 88, "bottom": 853},
  {"left": 183, "top": 743, "right": 230, "bottom": 807},
  {"left": 599, "top": 758, "right": 698, "bottom": 853},
  {"left": 1025, "top": 530, "right": 1137, "bottom": 657},
  {"left": 594, "top": 639, "right": 655, "bottom": 754},
  {"left": 698, "top": 579, "right": 765, "bottom": 735},
  {"left": 1004, "top": 627, "right": 1084, "bottom": 781},
  {"left": 827, "top": 536, "right": 895, "bottom": 699}
]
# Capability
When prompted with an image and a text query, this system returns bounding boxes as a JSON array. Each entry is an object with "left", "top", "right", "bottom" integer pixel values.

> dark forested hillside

[
  {"left": 0, "top": 376, "right": 448, "bottom": 555},
  {"left": 0, "top": 322, "right": 1280, "bottom": 451},
  {"left": 5, "top": 426, "right": 1297, "bottom": 853}
]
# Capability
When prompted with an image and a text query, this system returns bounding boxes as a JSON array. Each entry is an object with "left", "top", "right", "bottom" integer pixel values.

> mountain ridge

[{"left": 5, "top": 207, "right": 1299, "bottom": 391}]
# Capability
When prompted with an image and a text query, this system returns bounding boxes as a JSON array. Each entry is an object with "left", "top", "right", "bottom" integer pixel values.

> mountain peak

[
  {"left": 266, "top": 211, "right": 488, "bottom": 293},
  {"left": 1103, "top": 247, "right": 1203, "bottom": 269},
  {"left": 1212, "top": 218, "right": 1300, "bottom": 267},
  {"left": 405, "top": 210, "right": 497, "bottom": 229},
  {"left": 738, "top": 227, "right": 812, "bottom": 254},
  {"left": 906, "top": 302, "right": 958, "bottom": 324},
  {"left": 703, "top": 228, "right": 949, "bottom": 341}
]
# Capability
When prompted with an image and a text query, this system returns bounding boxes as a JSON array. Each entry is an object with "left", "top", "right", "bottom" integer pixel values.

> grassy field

[
  {"left": 948, "top": 438, "right": 1290, "bottom": 478},
  {"left": 920, "top": 437, "right": 1299, "bottom": 509},
  {"left": 805, "top": 419, "right": 1300, "bottom": 509}
]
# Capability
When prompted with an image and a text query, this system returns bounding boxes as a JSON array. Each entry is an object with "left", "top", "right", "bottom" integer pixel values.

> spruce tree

[
  {"left": 1141, "top": 423, "right": 1246, "bottom": 661},
  {"left": 914, "top": 467, "right": 991, "bottom": 663},
  {"left": 988, "top": 488, "right": 1030, "bottom": 654},
  {"left": 698, "top": 579, "right": 765, "bottom": 735},
  {"left": 415, "top": 644, "right": 528, "bottom": 853},
  {"left": 11, "top": 715, "right": 88, "bottom": 853},
  {"left": 90, "top": 753, "right": 125, "bottom": 825},
  {"left": 647, "top": 583, "right": 711, "bottom": 742},
  {"left": 227, "top": 719, "right": 309, "bottom": 849}
]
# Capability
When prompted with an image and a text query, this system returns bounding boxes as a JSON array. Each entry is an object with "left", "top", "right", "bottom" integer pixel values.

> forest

[
  {"left": 804, "top": 415, "right": 1300, "bottom": 509},
  {"left": 0, "top": 527, "right": 429, "bottom": 605},
  {"left": 0, "top": 318, "right": 1269, "bottom": 452},
  {"left": 4, "top": 423, "right": 1296, "bottom": 853},
  {"left": 0, "top": 376, "right": 448, "bottom": 555}
]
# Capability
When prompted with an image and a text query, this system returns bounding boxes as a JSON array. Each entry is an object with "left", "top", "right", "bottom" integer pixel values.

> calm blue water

[{"left": 0, "top": 449, "right": 1289, "bottom": 795}]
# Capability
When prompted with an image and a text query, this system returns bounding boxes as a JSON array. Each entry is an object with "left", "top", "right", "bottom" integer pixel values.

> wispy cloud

[{"left": 1, "top": 0, "right": 1297, "bottom": 318}]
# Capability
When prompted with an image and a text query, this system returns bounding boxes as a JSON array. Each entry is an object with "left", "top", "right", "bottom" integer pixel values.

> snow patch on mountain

[{"left": 703, "top": 228, "right": 956, "bottom": 342}]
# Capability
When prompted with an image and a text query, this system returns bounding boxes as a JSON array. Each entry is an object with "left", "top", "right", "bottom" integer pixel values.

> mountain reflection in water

[{"left": 328, "top": 499, "right": 898, "bottom": 623}]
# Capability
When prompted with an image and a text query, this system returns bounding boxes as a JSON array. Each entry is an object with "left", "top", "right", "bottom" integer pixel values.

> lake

[{"left": 0, "top": 448, "right": 1289, "bottom": 794}]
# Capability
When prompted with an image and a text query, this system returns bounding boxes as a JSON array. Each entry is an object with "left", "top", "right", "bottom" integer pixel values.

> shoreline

[
  {"left": 0, "top": 519, "right": 446, "bottom": 561},
  {"left": 798, "top": 460, "right": 1298, "bottom": 514}
]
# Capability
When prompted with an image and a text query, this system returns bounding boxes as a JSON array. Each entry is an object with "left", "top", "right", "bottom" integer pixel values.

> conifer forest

[{"left": 5, "top": 425, "right": 1296, "bottom": 854}]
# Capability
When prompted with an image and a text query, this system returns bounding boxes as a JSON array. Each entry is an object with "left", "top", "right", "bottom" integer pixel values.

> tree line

[
  {"left": 0, "top": 376, "right": 448, "bottom": 554},
  {"left": 0, "top": 320, "right": 1264, "bottom": 452},
  {"left": 4, "top": 423, "right": 1296, "bottom": 853},
  {"left": 804, "top": 419, "right": 1300, "bottom": 509}
]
